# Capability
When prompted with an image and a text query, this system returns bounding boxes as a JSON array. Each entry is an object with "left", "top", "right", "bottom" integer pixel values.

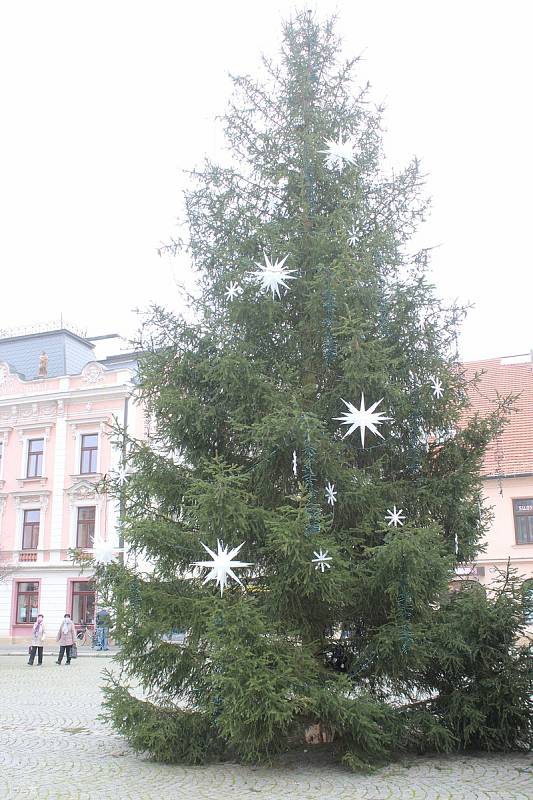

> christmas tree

[{"left": 101, "top": 12, "right": 532, "bottom": 768}]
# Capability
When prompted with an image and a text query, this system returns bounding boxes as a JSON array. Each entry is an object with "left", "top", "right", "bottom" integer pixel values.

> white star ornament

[
  {"left": 114, "top": 464, "right": 128, "bottom": 486},
  {"left": 225, "top": 282, "right": 242, "bottom": 301},
  {"left": 250, "top": 254, "right": 296, "bottom": 299},
  {"left": 93, "top": 541, "right": 117, "bottom": 565},
  {"left": 385, "top": 505, "right": 405, "bottom": 527},
  {"left": 312, "top": 549, "right": 332, "bottom": 573},
  {"left": 319, "top": 133, "right": 356, "bottom": 172},
  {"left": 334, "top": 394, "right": 391, "bottom": 447},
  {"left": 325, "top": 482, "right": 337, "bottom": 506},
  {"left": 192, "top": 540, "right": 252, "bottom": 596},
  {"left": 347, "top": 228, "right": 358, "bottom": 247},
  {"left": 430, "top": 376, "right": 444, "bottom": 399}
]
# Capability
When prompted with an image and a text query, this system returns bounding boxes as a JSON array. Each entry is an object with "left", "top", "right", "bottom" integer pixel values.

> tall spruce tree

[{"left": 100, "top": 12, "right": 532, "bottom": 768}]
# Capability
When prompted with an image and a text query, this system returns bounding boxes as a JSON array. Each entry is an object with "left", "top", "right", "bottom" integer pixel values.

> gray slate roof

[{"left": 0, "top": 329, "right": 95, "bottom": 379}]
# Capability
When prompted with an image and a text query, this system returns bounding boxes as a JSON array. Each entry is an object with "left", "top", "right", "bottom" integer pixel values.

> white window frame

[
  {"left": 70, "top": 499, "right": 101, "bottom": 550},
  {"left": 14, "top": 494, "right": 49, "bottom": 563},
  {"left": 24, "top": 436, "right": 46, "bottom": 479},
  {"left": 74, "top": 429, "right": 102, "bottom": 476},
  {"left": 17, "top": 426, "right": 50, "bottom": 480}
]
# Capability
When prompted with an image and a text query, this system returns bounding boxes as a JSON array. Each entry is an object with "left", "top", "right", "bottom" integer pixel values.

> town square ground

[{"left": 0, "top": 655, "right": 532, "bottom": 800}]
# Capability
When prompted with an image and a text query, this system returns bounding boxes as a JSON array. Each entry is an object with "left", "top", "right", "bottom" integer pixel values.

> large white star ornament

[
  {"left": 250, "top": 254, "right": 296, "bottom": 299},
  {"left": 93, "top": 541, "right": 117, "bottom": 565},
  {"left": 192, "top": 540, "right": 252, "bottom": 596},
  {"left": 325, "top": 482, "right": 337, "bottom": 506},
  {"left": 312, "top": 549, "right": 332, "bottom": 573},
  {"left": 225, "top": 282, "right": 242, "bottom": 301},
  {"left": 385, "top": 505, "right": 405, "bottom": 527},
  {"left": 334, "top": 394, "right": 391, "bottom": 447},
  {"left": 430, "top": 376, "right": 444, "bottom": 399},
  {"left": 292, "top": 450, "right": 298, "bottom": 477},
  {"left": 319, "top": 133, "right": 356, "bottom": 172}
]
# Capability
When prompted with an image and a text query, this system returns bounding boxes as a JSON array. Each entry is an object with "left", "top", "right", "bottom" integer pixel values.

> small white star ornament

[
  {"left": 347, "top": 228, "right": 358, "bottom": 247},
  {"left": 325, "top": 482, "right": 337, "bottom": 506},
  {"left": 312, "top": 549, "right": 332, "bottom": 573},
  {"left": 430, "top": 376, "right": 444, "bottom": 399},
  {"left": 319, "top": 133, "right": 356, "bottom": 172},
  {"left": 192, "top": 540, "right": 252, "bottom": 596},
  {"left": 114, "top": 464, "right": 128, "bottom": 486},
  {"left": 93, "top": 541, "right": 117, "bottom": 565},
  {"left": 334, "top": 394, "right": 391, "bottom": 447},
  {"left": 250, "top": 254, "right": 296, "bottom": 299},
  {"left": 385, "top": 505, "right": 405, "bottom": 527},
  {"left": 225, "top": 282, "right": 242, "bottom": 301}
]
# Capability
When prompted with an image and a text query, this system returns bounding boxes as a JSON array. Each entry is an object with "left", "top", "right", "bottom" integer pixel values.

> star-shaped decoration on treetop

[
  {"left": 334, "top": 394, "right": 391, "bottom": 447},
  {"left": 430, "top": 376, "right": 444, "bottom": 399},
  {"left": 312, "top": 549, "right": 332, "bottom": 573},
  {"left": 385, "top": 505, "right": 405, "bottom": 527},
  {"left": 250, "top": 253, "right": 296, "bottom": 299},
  {"left": 319, "top": 132, "right": 356, "bottom": 172},
  {"left": 93, "top": 541, "right": 117, "bottom": 566},
  {"left": 192, "top": 540, "right": 252, "bottom": 596},
  {"left": 325, "top": 482, "right": 337, "bottom": 506},
  {"left": 225, "top": 282, "right": 242, "bottom": 301}
]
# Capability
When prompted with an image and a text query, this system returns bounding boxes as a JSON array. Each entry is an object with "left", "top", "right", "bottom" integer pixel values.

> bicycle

[{"left": 76, "top": 625, "right": 97, "bottom": 647}]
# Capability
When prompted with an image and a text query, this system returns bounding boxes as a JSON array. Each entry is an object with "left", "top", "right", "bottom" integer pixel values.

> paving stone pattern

[{"left": 1, "top": 656, "right": 532, "bottom": 800}]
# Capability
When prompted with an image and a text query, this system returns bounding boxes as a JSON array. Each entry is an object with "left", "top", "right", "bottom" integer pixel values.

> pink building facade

[
  {"left": 464, "top": 354, "right": 533, "bottom": 600},
  {"left": 0, "top": 328, "right": 143, "bottom": 642}
]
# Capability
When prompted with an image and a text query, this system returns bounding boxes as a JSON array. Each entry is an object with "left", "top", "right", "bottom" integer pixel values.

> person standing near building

[
  {"left": 95, "top": 607, "right": 110, "bottom": 651},
  {"left": 28, "top": 614, "right": 45, "bottom": 666},
  {"left": 55, "top": 613, "right": 76, "bottom": 664}
]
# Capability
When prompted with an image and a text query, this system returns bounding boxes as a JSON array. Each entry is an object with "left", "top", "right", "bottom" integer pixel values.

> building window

[
  {"left": 71, "top": 580, "right": 96, "bottom": 625},
  {"left": 80, "top": 434, "right": 98, "bottom": 474},
  {"left": 26, "top": 438, "right": 44, "bottom": 478},
  {"left": 22, "top": 509, "right": 40, "bottom": 550},
  {"left": 76, "top": 506, "right": 95, "bottom": 548},
  {"left": 513, "top": 499, "right": 533, "bottom": 544},
  {"left": 16, "top": 581, "right": 39, "bottom": 624}
]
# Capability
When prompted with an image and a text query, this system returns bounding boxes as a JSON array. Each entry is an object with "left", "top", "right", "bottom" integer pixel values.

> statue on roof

[{"left": 38, "top": 351, "right": 48, "bottom": 378}]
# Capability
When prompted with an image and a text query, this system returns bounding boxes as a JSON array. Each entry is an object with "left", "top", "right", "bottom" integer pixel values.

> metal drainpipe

[{"left": 119, "top": 392, "right": 129, "bottom": 563}]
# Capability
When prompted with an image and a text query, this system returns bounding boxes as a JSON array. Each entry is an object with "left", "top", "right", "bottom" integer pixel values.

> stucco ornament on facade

[
  {"left": 66, "top": 479, "right": 98, "bottom": 505},
  {"left": 81, "top": 362, "right": 105, "bottom": 385}
]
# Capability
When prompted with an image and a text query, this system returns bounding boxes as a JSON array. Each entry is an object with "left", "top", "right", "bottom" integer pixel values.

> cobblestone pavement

[{"left": 1, "top": 656, "right": 532, "bottom": 800}]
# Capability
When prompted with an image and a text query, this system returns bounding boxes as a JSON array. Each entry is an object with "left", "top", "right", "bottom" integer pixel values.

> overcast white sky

[{"left": 0, "top": 1, "right": 531, "bottom": 361}]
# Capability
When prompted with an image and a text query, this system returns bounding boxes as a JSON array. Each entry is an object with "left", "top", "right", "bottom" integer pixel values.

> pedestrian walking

[
  {"left": 55, "top": 613, "right": 77, "bottom": 664},
  {"left": 28, "top": 614, "right": 45, "bottom": 666}
]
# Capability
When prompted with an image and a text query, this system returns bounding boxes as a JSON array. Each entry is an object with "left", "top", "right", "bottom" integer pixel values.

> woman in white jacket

[{"left": 28, "top": 614, "right": 45, "bottom": 666}]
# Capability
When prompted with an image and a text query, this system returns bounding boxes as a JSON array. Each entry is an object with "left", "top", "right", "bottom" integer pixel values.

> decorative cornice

[
  {"left": 11, "top": 490, "right": 51, "bottom": 511},
  {"left": 0, "top": 382, "right": 134, "bottom": 410}
]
